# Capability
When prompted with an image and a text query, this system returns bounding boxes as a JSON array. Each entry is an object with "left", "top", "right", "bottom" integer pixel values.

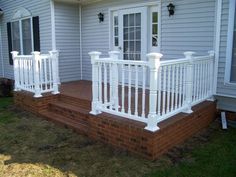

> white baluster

[
  {"left": 32, "top": 51, "right": 42, "bottom": 98},
  {"left": 121, "top": 64, "right": 125, "bottom": 113},
  {"left": 141, "top": 66, "right": 146, "bottom": 118},
  {"left": 89, "top": 51, "right": 102, "bottom": 115},
  {"left": 109, "top": 51, "right": 120, "bottom": 110},
  {"left": 49, "top": 50, "right": 60, "bottom": 94},
  {"left": 11, "top": 51, "right": 20, "bottom": 91},
  {"left": 135, "top": 65, "right": 138, "bottom": 116},
  {"left": 183, "top": 51, "right": 195, "bottom": 113},
  {"left": 145, "top": 53, "right": 163, "bottom": 132}
]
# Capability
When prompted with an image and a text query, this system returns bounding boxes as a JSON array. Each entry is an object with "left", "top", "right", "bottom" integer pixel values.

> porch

[{"left": 14, "top": 79, "right": 216, "bottom": 160}]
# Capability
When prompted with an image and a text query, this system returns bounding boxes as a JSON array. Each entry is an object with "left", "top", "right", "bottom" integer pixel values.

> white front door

[{"left": 112, "top": 7, "right": 147, "bottom": 61}]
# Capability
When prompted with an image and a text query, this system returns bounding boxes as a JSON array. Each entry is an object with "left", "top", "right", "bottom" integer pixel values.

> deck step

[
  {"left": 40, "top": 110, "right": 89, "bottom": 134},
  {"left": 59, "top": 94, "right": 91, "bottom": 110},
  {"left": 49, "top": 101, "right": 89, "bottom": 123}
]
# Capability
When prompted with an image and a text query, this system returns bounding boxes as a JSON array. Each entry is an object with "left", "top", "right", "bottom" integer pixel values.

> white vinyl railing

[
  {"left": 11, "top": 51, "right": 60, "bottom": 97},
  {"left": 89, "top": 51, "right": 215, "bottom": 132}
]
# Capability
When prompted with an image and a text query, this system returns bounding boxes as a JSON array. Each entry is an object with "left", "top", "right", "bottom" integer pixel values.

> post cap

[
  {"left": 183, "top": 51, "right": 195, "bottom": 59},
  {"left": 147, "top": 53, "right": 163, "bottom": 60},
  {"left": 208, "top": 50, "right": 215, "bottom": 57},
  {"left": 31, "top": 51, "right": 41, "bottom": 55},
  {"left": 11, "top": 51, "right": 19, "bottom": 55},
  {"left": 88, "top": 51, "right": 102, "bottom": 56}
]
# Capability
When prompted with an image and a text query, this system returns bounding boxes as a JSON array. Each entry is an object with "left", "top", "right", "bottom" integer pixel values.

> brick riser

[{"left": 59, "top": 94, "right": 91, "bottom": 110}]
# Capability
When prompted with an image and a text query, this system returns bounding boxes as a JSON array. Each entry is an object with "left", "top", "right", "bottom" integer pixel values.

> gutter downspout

[
  {"left": 79, "top": 5, "right": 83, "bottom": 80},
  {"left": 214, "top": 0, "right": 222, "bottom": 95}
]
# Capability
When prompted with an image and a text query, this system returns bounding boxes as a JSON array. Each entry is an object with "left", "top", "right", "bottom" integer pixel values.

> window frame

[
  {"left": 11, "top": 16, "right": 34, "bottom": 55},
  {"left": 225, "top": 0, "right": 236, "bottom": 85}
]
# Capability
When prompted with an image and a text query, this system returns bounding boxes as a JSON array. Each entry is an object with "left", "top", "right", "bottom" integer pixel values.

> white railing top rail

[{"left": 11, "top": 50, "right": 60, "bottom": 98}]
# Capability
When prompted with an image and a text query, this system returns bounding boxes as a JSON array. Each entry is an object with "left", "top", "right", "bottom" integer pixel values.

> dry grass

[{"left": 0, "top": 97, "right": 235, "bottom": 177}]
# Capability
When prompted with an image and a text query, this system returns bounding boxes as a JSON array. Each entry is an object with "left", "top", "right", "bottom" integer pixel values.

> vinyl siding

[
  {"left": 54, "top": 2, "right": 81, "bottom": 82},
  {"left": 0, "top": 0, "right": 51, "bottom": 79},
  {"left": 215, "top": 0, "right": 236, "bottom": 112},
  {"left": 216, "top": 0, "right": 236, "bottom": 96},
  {"left": 81, "top": 0, "right": 216, "bottom": 80}
]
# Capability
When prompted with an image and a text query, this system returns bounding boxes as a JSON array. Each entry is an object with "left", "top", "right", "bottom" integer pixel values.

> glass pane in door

[{"left": 123, "top": 13, "right": 141, "bottom": 61}]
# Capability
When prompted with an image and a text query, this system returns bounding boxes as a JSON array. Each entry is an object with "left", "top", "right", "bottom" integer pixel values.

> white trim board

[
  {"left": 213, "top": 0, "right": 222, "bottom": 94},
  {"left": 50, "top": 0, "right": 56, "bottom": 50},
  {"left": 225, "top": 0, "right": 236, "bottom": 85}
]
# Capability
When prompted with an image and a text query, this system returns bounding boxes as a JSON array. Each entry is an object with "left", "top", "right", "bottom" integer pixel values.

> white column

[
  {"left": 49, "top": 50, "right": 60, "bottom": 95},
  {"left": 183, "top": 51, "right": 195, "bottom": 113},
  {"left": 89, "top": 51, "right": 102, "bottom": 115},
  {"left": 11, "top": 51, "right": 19, "bottom": 91},
  {"left": 32, "top": 51, "right": 42, "bottom": 98},
  {"left": 207, "top": 50, "right": 215, "bottom": 101},
  {"left": 145, "top": 52, "right": 163, "bottom": 132},
  {"left": 109, "top": 51, "right": 120, "bottom": 110}
]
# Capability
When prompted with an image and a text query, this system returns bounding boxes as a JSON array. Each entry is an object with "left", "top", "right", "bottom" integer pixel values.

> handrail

[
  {"left": 11, "top": 51, "right": 60, "bottom": 97},
  {"left": 89, "top": 50, "right": 215, "bottom": 132}
]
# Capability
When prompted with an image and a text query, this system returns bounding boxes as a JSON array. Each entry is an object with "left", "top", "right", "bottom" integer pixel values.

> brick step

[
  {"left": 59, "top": 94, "right": 91, "bottom": 110},
  {"left": 49, "top": 102, "right": 90, "bottom": 124},
  {"left": 40, "top": 110, "right": 89, "bottom": 134}
]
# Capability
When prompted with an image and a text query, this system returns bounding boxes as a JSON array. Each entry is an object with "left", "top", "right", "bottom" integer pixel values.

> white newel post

[
  {"left": 145, "top": 53, "right": 163, "bottom": 132},
  {"left": 109, "top": 51, "right": 120, "bottom": 110},
  {"left": 208, "top": 50, "right": 215, "bottom": 101},
  {"left": 11, "top": 51, "right": 19, "bottom": 91},
  {"left": 49, "top": 50, "right": 60, "bottom": 95},
  {"left": 89, "top": 51, "right": 102, "bottom": 115},
  {"left": 183, "top": 51, "right": 195, "bottom": 113},
  {"left": 32, "top": 51, "right": 42, "bottom": 98}
]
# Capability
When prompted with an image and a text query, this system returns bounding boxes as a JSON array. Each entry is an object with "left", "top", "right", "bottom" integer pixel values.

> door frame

[{"left": 108, "top": 1, "right": 161, "bottom": 57}]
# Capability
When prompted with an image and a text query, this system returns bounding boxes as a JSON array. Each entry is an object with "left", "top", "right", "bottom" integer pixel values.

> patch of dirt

[{"left": 0, "top": 104, "right": 221, "bottom": 177}]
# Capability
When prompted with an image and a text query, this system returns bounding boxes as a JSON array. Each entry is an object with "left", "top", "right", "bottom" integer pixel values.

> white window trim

[
  {"left": 149, "top": 5, "right": 161, "bottom": 52},
  {"left": 225, "top": 0, "right": 236, "bottom": 86},
  {"left": 108, "top": 1, "right": 161, "bottom": 53},
  {"left": 11, "top": 16, "right": 34, "bottom": 55}
]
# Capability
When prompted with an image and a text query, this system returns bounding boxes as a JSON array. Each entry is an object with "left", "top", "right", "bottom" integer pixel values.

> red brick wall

[
  {"left": 14, "top": 91, "right": 216, "bottom": 160},
  {"left": 14, "top": 91, "right": 58, "bottom": 114}
]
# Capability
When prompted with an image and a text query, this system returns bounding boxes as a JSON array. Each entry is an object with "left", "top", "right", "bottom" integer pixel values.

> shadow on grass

[{"left": 0, "top": 97, "right": 235, "bottom": 177}]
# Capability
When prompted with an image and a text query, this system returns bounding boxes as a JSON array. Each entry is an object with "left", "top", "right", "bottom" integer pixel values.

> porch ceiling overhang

[{"left": 53, "top": 0, "right": 103, "bottom": 5}]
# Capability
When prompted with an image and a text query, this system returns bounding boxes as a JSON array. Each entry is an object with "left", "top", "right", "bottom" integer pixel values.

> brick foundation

[
  {"left": 14, "top": 91, "right": 59, "bottom": 114},
  {"left": 14, "top": 90, "right": 216, "bottom": 160}
]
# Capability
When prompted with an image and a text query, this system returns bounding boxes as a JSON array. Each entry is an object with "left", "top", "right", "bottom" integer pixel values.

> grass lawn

[{"left": 0, "top": 97, "right": 235, "bottom": 177}]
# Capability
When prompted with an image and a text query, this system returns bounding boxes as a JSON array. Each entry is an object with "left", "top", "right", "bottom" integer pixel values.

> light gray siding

[
  {"left": 216, "top": 0, "right": 236, "bottom": 96},
  {"left": 81, "top": 0, "right": 216, "bottom": 80},
  {"left": 54, "top": 2, "right": 81, "bottom": 82},
  {"left": 0, "top": 0, "right": 52, "bottom": 79},
  {"left": 215, "top": 0, "right": 236, "bottom": 112}
]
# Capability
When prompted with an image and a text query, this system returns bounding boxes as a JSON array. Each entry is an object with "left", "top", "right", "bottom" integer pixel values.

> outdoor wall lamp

[
  {"left": 98, "top": 12, "right": 104, "bottom": 23},
  {"left": 0, "top": 8, "right": 3, "bottom": 16},
  {"left": 167, "top": 3, "right": 175, "bottom": 16}
]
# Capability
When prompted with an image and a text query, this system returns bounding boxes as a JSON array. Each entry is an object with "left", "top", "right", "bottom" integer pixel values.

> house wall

[
  {"left": 216, "top": 0, "right": 236, "bottom": 112},
  {"left": 54, "top": 2, "right": 81, "bottom": 82},
  {"left": 81, "top": 0, "right": 216, "bottom": 80},
  {"left": 0, "top": 0, "right": 52, "bottom": 79}
]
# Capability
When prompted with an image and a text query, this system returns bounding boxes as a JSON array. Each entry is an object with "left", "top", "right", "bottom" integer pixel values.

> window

[
  {"left": 113, "top": 13, "right": 119, "bottom": 47},
  {"left": 150, "top": 6, "right": 159, "bottom": 52},
  {"left": 226, "top": 0, "right": 236, "bottom": 83},
  {"left": 7, "top": 8, "right": 40, "bottom": 65},
  {"left": 11, "top": 18, "right": 33, "bottom": 55}
]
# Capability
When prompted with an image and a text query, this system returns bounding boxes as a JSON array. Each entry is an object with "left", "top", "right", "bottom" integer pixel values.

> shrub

[{"left": 0, "top": 78, "right": 13, "bottom": 97}]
